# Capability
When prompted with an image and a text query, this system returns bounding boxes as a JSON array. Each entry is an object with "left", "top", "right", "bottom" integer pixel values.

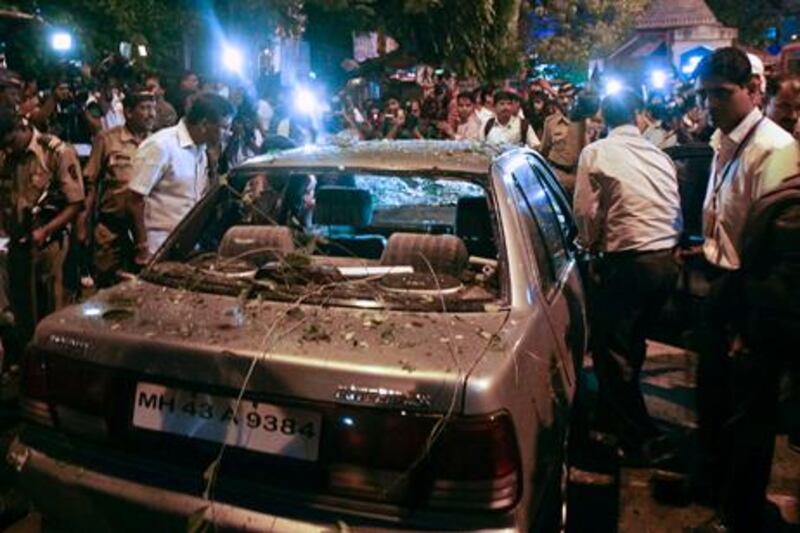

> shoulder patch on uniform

[{"left": 38, "top": 135, "right": 64, "bottom": 152}]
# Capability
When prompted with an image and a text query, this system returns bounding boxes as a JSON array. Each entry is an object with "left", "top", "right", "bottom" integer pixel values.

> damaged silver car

[{"left": 10, "top": 141, "right": 587, "bottom": 532}]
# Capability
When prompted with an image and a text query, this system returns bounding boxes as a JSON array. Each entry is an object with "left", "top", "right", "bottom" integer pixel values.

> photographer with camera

[
  {"left": 29, "top": 76, "right": 93, "bottom": 144},
  {"left": 0, "top": 106, "right": 85, "bottom": 344}
]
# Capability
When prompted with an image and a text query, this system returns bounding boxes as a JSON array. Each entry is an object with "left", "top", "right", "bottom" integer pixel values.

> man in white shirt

[
  {"left": 687, "top": 47, "right": 795, "bottom": 533},
  {"left": 439, "top": 90, "right": 481, "bottom": 141},
  {"left": 127, "top": 93, "right": 234, "bottom": 261},
  {"left": 480, "top": 90, "right": 540, "bottom": 150},
  {"left": 574, "top": 88, "right": 682, "bottom": 464}
]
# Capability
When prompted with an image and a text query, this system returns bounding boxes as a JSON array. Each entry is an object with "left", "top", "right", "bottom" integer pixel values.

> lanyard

[{"left": 710, "top": 117, "right": 764, "bottom": 211}]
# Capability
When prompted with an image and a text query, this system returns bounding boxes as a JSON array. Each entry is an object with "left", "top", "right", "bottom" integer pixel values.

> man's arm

[
  {"left": 525, "top": 124, "right": 541, "bottom": 151},
  {"left": 32, "top": 145, "right": 86, "bottom": 247},
  {"left": 126, "top": 191, "right": 149, "bottom": 265},
  {"left": 572, "top": 149, "right": 605, "bottom": 251},
  {"left": 126, "top": 139, "right": 169, "bottom": 261},
  {"left": 78, "top": 132, "right": 107, "bottom": 241}
]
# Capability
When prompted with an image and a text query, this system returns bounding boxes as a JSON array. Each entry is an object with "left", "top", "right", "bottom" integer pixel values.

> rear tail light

[
  {"left": 327, "top": 408, "right": 521, "bottom": 511},
  {"left": 20, "top": 349, "right": 109, "bottom": 437},
  {"left": 20, "top": 349, "right": 55, "bottom": 427}
]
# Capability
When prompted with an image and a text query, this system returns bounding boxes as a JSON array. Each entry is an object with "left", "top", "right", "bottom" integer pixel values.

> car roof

[{"left": 235, "top": 140, "right": 509, "bottom": 177}]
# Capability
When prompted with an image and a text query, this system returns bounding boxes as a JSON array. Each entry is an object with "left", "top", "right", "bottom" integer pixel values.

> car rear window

[{"left": 145, "top": 172, "right": 504, "bottom": 312}]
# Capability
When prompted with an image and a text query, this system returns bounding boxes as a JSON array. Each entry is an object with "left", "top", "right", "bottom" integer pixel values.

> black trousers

[
  {"left": 717, "top": 317, "right": 800, "bottom": 532},
  {"left": 590, "top": 248, "right": 679, "bottom": 450}
]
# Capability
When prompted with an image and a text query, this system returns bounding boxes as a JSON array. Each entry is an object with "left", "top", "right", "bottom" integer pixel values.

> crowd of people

[{"left": 0, "top": 44, "right": 799, "bottom": 532}]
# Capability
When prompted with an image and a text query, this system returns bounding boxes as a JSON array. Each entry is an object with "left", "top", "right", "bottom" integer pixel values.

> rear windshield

[{"left": 143, "top": 171, "right": 504, "bottom": 312}]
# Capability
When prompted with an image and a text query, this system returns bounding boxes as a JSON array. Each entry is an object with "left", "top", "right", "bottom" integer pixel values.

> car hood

[{"left": 33, "top": 280, "right": 512, "bottom": 413}]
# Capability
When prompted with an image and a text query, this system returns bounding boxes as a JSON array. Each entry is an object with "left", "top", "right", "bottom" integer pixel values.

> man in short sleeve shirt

[
  {"left": 0, "top": 107, "right": 85, "bottom": 339},
  {"left": 82, "top": 90, "right": 157, "bottom": 286},
  {"left": 127, "top": 93, "right": 233, "bottom": 260}
]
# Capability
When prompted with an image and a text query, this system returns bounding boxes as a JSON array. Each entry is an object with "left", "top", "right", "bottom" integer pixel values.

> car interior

[{"left": 163, "top": 172, "right": 503, "bottom": 301}]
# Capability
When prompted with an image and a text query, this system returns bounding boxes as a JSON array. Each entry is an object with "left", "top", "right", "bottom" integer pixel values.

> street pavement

[{"left": 569, "top": 341, "right": 800, "bottom": 533}]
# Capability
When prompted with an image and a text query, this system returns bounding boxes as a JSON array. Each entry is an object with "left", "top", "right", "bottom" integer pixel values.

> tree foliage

[
  {"left": 528, "top": 0, "right": 647, "bottom": 71},
  {"left": 309, "top": 0, "right": 523, "bottom": 79},
  {"left": 706, "top": 0, "right": 782, "bottom": 46}
]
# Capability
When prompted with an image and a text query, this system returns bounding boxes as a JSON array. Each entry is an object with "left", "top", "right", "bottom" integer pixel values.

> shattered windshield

[{"left": 143, "top": 170, "right": 504, "bottom": 312}]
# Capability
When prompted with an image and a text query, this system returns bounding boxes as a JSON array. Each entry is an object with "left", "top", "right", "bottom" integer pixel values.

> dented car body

[{"left": 10, "top": 141, "right": 587, "bottom": 531}]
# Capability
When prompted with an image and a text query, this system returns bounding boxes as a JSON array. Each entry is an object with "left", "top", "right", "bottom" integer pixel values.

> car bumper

[{"left": 7, "top": 434, "right": 520, "bottom": 532}]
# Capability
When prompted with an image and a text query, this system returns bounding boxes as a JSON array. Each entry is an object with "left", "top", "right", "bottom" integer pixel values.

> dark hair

[
  {"left": 601, "top": 89, "right": 642, "bottom": 128},
  {"left": 180, "top": 70, "right": 198, "bottom": 82},
  {"left": 766, "top": 74, "right": 800, "bottom": 98},
  {"left": 478, "top": 85, "right": 496, "bottom": 102},
  {"left": 185, "top": 92, "right": 235, "bottom": 125},
  {"left": 0, "top": 105, "right": 19, "bottom": 139},
  {"left": 493, "top": 89, "right": 520, "bottom": 104},
  {"left": 696, "top": 47, "right": 752, "bottom": 87},
  {"left": 123, "top": 87, "right": 156, "bottom": 110},
  {"left": 383, "top": 94, "right": 400, "bottom": 107},
  {"left": 457, "top": 91, "right": 475, "bottom": 104},
  {"left": 571, "top": 92, "right": 600, "bottom": 121}
]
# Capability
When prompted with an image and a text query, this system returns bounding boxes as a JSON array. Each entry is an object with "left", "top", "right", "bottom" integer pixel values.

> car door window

[
  {"left": 529, "top": 159, "right": 575, "bottom": 251},
  {"left": 513, "top": 163, "right": 570, "bottom": 290},
  {"left": 511, "top": 168, "right": 565, "bottom": 298}
]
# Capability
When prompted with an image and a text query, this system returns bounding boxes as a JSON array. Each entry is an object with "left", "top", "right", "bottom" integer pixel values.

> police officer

[
  {"left": 0, "top": 107, "right": 85, "bottom": 341},
  {"left": 81, "top": 90, "right": 156, "bottom": 286}
]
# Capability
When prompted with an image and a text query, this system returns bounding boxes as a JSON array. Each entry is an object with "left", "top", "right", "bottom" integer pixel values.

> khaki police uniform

[
  {"left": 1, "top": 129, "right": 84, "bottom": 339},
  {"left": 84, "top": 125, "right": 144, "bottom": 286},
  {"left": 540, "top": 110, "right": 584, "bottom": 196}
]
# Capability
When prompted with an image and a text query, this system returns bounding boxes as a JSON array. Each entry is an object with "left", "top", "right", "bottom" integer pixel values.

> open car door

[{"left": 649, "top": 143, "right": 714, "bottom": 349}]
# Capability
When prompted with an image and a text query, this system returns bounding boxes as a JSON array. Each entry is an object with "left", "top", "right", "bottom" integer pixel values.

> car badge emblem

[{"left": 335, "top": 385, "right": 431, "bottom": 410}]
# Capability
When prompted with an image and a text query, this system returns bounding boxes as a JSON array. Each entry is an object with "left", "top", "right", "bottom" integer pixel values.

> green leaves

[{"left": 529, "top": 0, "right": 648, "bottom": 72}]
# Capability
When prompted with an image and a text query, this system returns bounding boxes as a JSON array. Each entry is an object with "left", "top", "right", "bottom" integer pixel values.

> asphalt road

[
  {"left": 568, "top": 341, "right": 800, "bottom": 533},
  {"left": 0, "top": 341, "right": 797, "bottom": 532}
]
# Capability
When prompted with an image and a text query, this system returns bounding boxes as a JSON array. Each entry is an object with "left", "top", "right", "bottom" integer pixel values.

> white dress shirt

[
  {"left": 574, "top": 125, "right": 682, "bottom": 253},
  {"left": 480, "top": 115, "right": 541, "bottom": 150},
  {"left": 476, "top": 106, "right": 495, "bottom": 127},
  {"left": 702, "top": 109, "right": 795, "bottom": 270},
  {"left": 455, "top": 113, "right": 482, "bottom": 141},
  {"left": 128, "top": 119, "right": 208, "bottom": 253}
]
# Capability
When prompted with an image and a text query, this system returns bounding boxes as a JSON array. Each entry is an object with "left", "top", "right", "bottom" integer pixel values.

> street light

[
  {"left": 51, "top": 31, "right": 73, "bottom": 52},
  {"left": 222, "top": 44, "right": 244, "bottom": 74}
]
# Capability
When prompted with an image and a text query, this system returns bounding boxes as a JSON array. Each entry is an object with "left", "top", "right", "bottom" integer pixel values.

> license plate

[{"left": 132, "top": 383, "right": 321, "bottom": 461}]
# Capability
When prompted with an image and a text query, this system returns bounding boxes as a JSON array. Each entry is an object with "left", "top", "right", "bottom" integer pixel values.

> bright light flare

[
  {"left": 222, "top": 45, "right": 244, "bottom": 74},
  {"left": 650, "top": 69, "right": 668, "bottom": 89},
  {"left": 51, "top": 32, "right": 73, "bottom": 52},
  {"left": 605, "top": 78, "right": 624, "bottom": 96},
  {"left": 294, "top": 87, "right": 318, "bottom": 115}
]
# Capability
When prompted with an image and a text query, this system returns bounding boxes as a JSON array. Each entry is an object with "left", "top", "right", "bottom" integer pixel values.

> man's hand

[
  {"left": 75, "top": 212, "right": 90, "bottom": 244},
  {"left": 31, "top": 227, "right": 48, "bottom": 248},
  {"left": 675, "top": 245, "right": 703, "bottom": 266},
  {"left": 134, "top": 242, "right": 150, "bottom": 267}
]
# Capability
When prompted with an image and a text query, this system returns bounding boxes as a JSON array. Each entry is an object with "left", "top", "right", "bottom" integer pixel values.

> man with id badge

[{"left": 684, "top": 47, "right": 795, "bottom": 532}]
